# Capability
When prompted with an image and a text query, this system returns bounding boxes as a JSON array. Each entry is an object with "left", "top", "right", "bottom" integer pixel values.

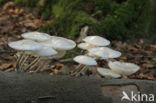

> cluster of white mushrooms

[
  {"left": 73, "top": 36, "right": 140, "bottom": 78},
  {"left": 8, "top": 32, "right": 76, "bottom": 72},
  {"left": 8, "top": 32, "right": 140, "bottom": 78}
]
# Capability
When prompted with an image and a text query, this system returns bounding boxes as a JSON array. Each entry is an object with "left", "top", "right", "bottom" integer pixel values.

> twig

[{"left": 0, "top": 50, "right": 16, "bottom": 54}]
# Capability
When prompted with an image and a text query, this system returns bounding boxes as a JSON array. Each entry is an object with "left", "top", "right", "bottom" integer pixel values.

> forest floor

[{"left": 0, "top": 2, "right": 156, "bottom": 80}]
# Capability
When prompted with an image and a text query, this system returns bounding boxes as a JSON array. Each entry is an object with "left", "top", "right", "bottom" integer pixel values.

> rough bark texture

[{"left": 0, "top": 71, "right": 155, "bottom": 103}]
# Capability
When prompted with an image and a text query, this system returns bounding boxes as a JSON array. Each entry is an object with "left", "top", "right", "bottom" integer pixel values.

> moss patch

[
  {"left": 39, "top": 11, "right": 98, "bottom": 39},
  {"left": 14, "top": 0, "right": 151, "bottom": 40},
  {"left": 14, "top": 0, "right": 38, "bottom": 7}
]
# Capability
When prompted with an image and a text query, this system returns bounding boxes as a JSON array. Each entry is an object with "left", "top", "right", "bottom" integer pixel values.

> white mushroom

[
  {"left": 34, "top": 47, "right": 57, "bottom": 57},
  {"left": 83, "top": 36, "right": 110, "bottom": 46},
  {"left": 77, "top": 43, "right": 96, "bottom": 50},
  {"left": 108, "top": 61, "right": 140, "bottom": 76},
  {"left": 8, "top": 39, "right": 42, "bottom": 51},
  {"left": 40, "top": 36, "right": 76, "bottom": 50},
  {"left": 51, "top": 36, "right": 76, "bottom": 50},
  {"left": 8, "top": 39, "right": 43, "bottom": 71},
  {"left": 73, "top": 55, "right": 97, "bottom": 66},
  {"left": 97, "top": 67, "right": 121, "bottom": 78},
  {"left": 88, "top": 47, "right": 121, "bottom": 59},
  {"left": 25, "top": 47, "right": 58, "bottom": 72},
  {"left": 21, "top": 31, "right": 51, "bottom": 42},
  {"left": 72, "top": 55, "right": 97, "bottom": 76},
  {"left": 40, "top": 36, "right": 76, "bottom": 58}
]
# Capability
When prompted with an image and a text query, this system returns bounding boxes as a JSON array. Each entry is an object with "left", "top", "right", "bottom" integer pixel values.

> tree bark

[{"left": 0, "top": 71, "right": 155, "bottom": 103}]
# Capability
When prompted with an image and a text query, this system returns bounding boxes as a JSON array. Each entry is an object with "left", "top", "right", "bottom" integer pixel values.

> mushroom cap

[
  {"left": 88, "top": 47, "right": 121, "bottom": 59},
  {"left": 34, "top": 47, "right": 57, "bottom": 57},
  {"left": 73, "top": 55, "right": 97, "bottom": 66},
  {"left": 21, "top": 32, "right": 51, "bottom": 42},
  {"left": 108, "top": 61, "right": 140, "bottom": 76},
  {"left": 83, "top": 36, "right": 110, "bottom": 46},
  {"left": 97, "top": 67, "right": 121, "bottom": 78},
  {"left": 40, "top": 36, "right": 76, "bottom": 50},
  {"left": 8, "top": 39, "right": 42, "bottom": 51},
  {"left": 77, "top": 43, "right": 96, "bottom": 50}
]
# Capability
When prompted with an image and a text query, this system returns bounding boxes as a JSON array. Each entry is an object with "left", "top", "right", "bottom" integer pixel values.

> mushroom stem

[
  {"left": 75, "top": 66, "right": 88, "bottom": 77},
  {"left": 24, "top": 57, "right": 41, "bottom": 71},
  {"left": 106, "top": 58, "right": 116, "bottom": 62},
  {"left": 91, "top": 66, "right": 96, "bottom": 75},
  {"left": 54, "top": 51, "right": 66, "bottom": 59},
  {"left": 71, "top": 64, "right": 86, "bottom": 76},
  {"left": 16, "top": 51, "right": 25, "bottom": 71},
  {"left": 71, "top": 64, "right": 83, "bottom": 74},
  {"left": 122, "top": 75, "right": 128, "bottom": 78},
  {"left": 28, "top": 58, "right": 41, "bottom": 72},
  {"left": 35, "top": 60, "right": 47, "bottom": 72},
  {"left": 80, "top": 66, "right": 88, "bottom": 73},
  {"left": 19, "top": 52, "right": 26, "bottom": 65},
  {"left": 20, "top": 54, "right": 30, "bottom": 70}
]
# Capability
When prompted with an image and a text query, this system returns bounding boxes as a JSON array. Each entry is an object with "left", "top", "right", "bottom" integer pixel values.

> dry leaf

[{"left": 0, "top": 63, "right": 13, "bottom": 71}]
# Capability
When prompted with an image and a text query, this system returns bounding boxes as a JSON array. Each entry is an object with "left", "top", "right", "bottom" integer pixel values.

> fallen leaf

[{"left": 0, "top": 63, "right": 13, "bottom": 71}]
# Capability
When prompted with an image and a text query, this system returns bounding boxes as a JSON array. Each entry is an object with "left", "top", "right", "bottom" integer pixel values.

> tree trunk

[{"left": 0, "top": 71, "right": 155, "bottom": 103}]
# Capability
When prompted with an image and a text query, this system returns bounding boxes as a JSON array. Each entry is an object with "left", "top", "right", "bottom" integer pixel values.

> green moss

[
  {"left": 15, "top": 0, "right": 38, "bottom": 7},
  {"left": 39, "top": 11, "right": 97, "bottom": 39},
  {"left": 125, "top": 0, "right": 149, "bottom": 38},
  {"left": 62, "top": 47, "right": 81, "bottom": 59},
  {"left": 148, "top": 0, "right": 156, "bottom": 37},
  {"left": 52, "top": 4, "right": 64, "bottom": 18},
  {"left": 93, "top": 0, "right": 111, "bottom": 15},
  {"left": 14, "top": 0, "right": 151, "bottom": 40},
  {"left": 99, "top": 0, "right": 148, "bottom": 40},
  {"left": 100, "top": 16, "right": 126, "bottom": 40}
]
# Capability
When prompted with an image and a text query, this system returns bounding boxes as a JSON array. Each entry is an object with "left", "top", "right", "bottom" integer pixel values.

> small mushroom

[
  {"left": 24, "top": 47, "right": 58, "bottom": 72},
  {"left": 83, "top": 36, "right": 110, "bottom": 46},
  {"left": 50, "top": 36, "right": 76, "bottom": 51},
  {"left": 72, "top": 55, "right": 97, "bottom": 76},
  {"left": 88, "top": 47, "right": 121, "bottom": 60},
  {"left": 8, "top": 39, "right": 42, "bottom": 51},
  {"left": 40, "top": 36, "right": 76, "bottom": 59},
  {"left": 108, "top": 61, "right": 140, "bottom": 76},
  {"left": 8, "top": 39, "right": 42, "bottom": 71},
  {"left": 74, "top": 55, "right": 97, "bottom": 65},
  {"left": 21, "top": 31, "right": 51, "bottom": 42},
  {"left": 97, "top": 67, "right": 121, "bottom": 78},
  {"left": 34, "top": 47, "right": 57, "bottom": 57}
]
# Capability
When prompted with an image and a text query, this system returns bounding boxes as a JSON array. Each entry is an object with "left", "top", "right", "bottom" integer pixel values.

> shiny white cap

[
  {"left": 88, "top": 47, "right": 121, "bottom": 59},
  {"left": 108, "top": 61, "right": 140, "bottom": 76},
  {"left": 73, "top": 55, "right": 97, "bottom": 66},
  {"left": 83, "top": 36, "right": 110, "bottom": 46},
  {"left": 40, "top": 36, "right": 76, "bottom": 50},
  {"left": 97, "top": 67, "right": 121, "bottom": 78},
  {"left": 8, "top": 39, "right": 42, "bottom": 51},
  {"left": 21, "top": 32, "right": 51, "bottom": 42},
  {"left": 34, "top": 47, "right": 57, "bottom": 57}
]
